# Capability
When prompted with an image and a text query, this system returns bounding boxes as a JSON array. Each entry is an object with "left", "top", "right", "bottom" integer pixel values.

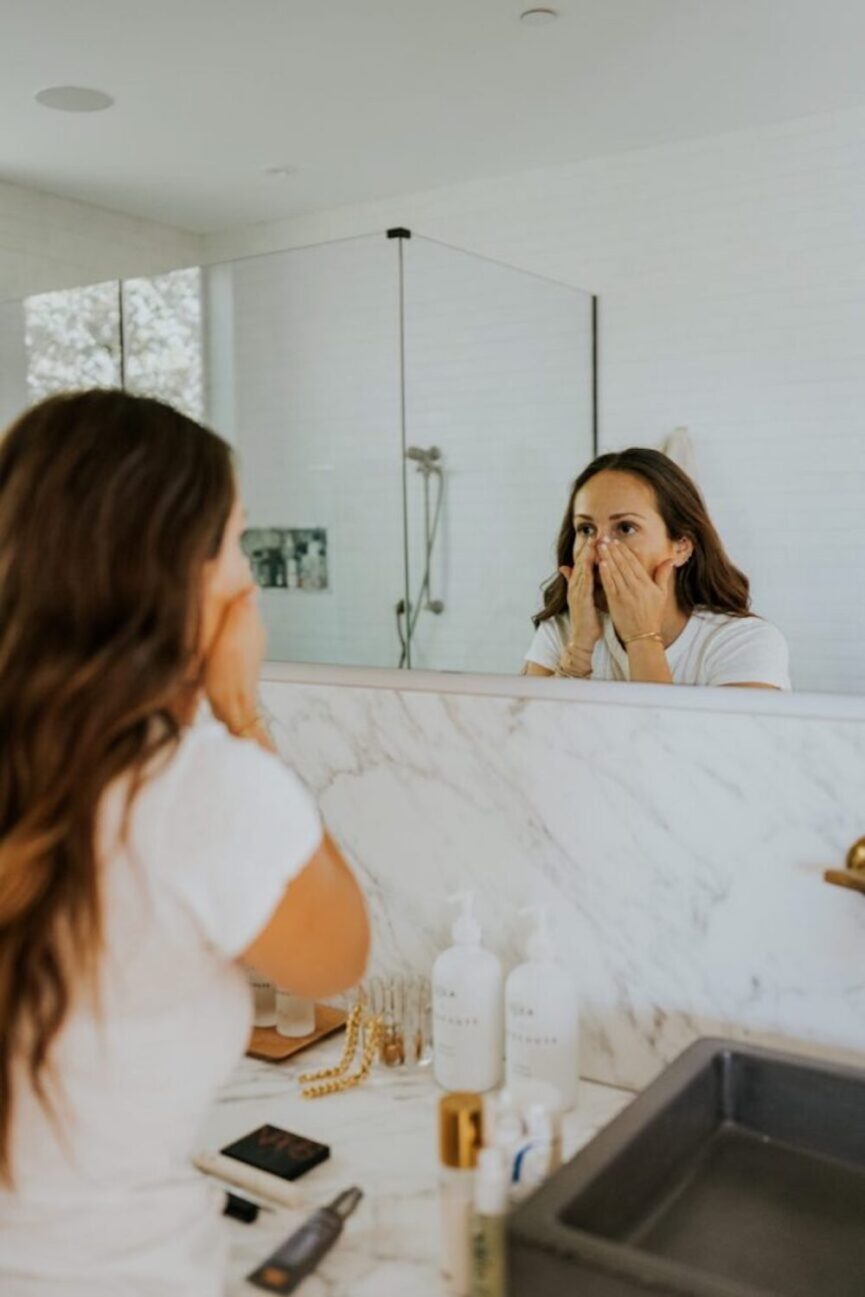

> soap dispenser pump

[
  {"left": 505, "top": 905, "right": 580, "bottom": 1110},
  {"left": 432, "top": 892, "right": 504, "bottom": 1093}
]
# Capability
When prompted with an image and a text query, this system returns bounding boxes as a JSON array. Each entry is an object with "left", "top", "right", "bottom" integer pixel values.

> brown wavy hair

[
  {"left": 0, "top": 389, "right": 234, "bottom": 1184},
  {"left": 533, "top": 448, "right": 750, "bottom": 628}
]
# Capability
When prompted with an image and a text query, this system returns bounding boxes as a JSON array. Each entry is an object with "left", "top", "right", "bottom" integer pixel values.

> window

[
  {"left": 24, "top": 280, "right": 121, "bottom": 403},
  {"left": 121, "top": 267, "right": 203, "bottom": 420},
  {"left": 22, "top": 267, "right": 203, "bottom": 420}
]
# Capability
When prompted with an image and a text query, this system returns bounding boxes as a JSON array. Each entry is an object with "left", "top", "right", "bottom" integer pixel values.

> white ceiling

[{"left": 3, "top": 0, "right": 865, "bottom": 234}]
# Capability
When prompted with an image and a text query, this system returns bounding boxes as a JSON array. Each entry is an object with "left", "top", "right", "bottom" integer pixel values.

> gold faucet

[{"left": 824, "top": 838, "right": 865, "bottom": 897}]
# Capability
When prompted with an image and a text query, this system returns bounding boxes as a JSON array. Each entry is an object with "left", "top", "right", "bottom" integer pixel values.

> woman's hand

[
  {"left": 203, "top": 585, "right": 266, "bottom": 731},
  {"left": 598, "top": 540, "right": 674, "bottom": 643},
  {"left": 559, "top": 537, "right": 603, "bottom": 653}
]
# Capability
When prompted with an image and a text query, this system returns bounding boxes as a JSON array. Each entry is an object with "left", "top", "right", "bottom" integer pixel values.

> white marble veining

[
  {"left": 261, "top": 675, "right": 865, "bottom": 1091},
  {"left": 205, "top": 1036, "right": 633, "bottom": 1296}
]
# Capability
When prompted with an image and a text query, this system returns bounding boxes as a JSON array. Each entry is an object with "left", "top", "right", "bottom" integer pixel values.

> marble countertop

[{"left": 201, "top": 1037, "right": 635, "bottom": 1296}]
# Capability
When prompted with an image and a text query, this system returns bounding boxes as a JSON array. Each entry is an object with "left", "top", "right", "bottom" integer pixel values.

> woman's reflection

[{"left": 525, "top": 449, "right": 790, "bottom": 689}]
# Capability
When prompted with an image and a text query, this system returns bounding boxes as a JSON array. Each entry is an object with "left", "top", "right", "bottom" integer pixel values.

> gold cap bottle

[{"left": 439, "top": 1092, "right": 484, "bottom": 1170}]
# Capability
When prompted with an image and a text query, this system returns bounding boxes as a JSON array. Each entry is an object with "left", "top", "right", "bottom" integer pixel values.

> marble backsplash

[{"left": 261, "top": 675, "right": 865, "bottom": 1091}]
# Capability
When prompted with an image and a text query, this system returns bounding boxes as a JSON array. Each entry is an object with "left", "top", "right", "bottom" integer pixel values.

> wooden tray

[{"left": 247, "top": 1004, "right": 347, "bottom": 1062}]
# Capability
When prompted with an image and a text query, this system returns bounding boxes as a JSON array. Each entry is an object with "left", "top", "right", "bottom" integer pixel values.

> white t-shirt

[
  {"left": 0, "top": 714, "right": 322, "bottom": 1297},
  {"left": 525, "top": 609, "right": 792, "bottom": 689}
]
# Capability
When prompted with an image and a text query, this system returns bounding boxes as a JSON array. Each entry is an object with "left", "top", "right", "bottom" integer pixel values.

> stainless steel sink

[{"left": 508, "top": 1038, "right": 865, "bottom": 1296}]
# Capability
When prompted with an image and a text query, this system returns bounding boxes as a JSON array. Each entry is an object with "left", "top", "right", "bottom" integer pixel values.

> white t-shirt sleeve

[
  {"left": 525, "top": 617, "right": 564, "bottom": 670},
  {"left": 700, "top": 617, "right": 792, "bottom": 690},
  {"left": 159, "top": 724, "right": 323, "bottom": 959}
]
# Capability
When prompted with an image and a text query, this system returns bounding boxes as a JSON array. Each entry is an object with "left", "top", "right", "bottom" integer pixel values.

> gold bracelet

[
  {"left": 555, "top": 651, "right": 593, "bottom": 679},
  {"left": 557, "top": 640, "right": 599, "bottom": 679},
  {"left": 624, "top": 631, "right": 664, "bottom": 646},
  {"left": 236, "top": 711, "right": 267, "bottom": 736}
]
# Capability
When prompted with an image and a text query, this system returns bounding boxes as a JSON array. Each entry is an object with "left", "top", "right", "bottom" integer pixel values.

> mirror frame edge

[{"left": 259, "top": 660, "right": 865, "bottom": 723}]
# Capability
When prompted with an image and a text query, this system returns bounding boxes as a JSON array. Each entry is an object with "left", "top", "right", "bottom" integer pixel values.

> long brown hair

[
  {"left": 533, "top": 448, "right": 750, "bottom": 628},
  {"left": 0, "top": 389, "right": 234, "bottom": 1183}
]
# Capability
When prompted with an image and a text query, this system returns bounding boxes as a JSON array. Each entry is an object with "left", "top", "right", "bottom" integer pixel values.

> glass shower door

[{"left": 401, "top": 236, "right": 595, "bottom": 675}]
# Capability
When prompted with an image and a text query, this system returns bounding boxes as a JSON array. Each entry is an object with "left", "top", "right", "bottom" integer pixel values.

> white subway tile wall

[
  {"left": 204, "top": 237, "right": 408, "bottom": 668},
  {"left": 402, "top": 238, "right": 593, "bottom": 674}
]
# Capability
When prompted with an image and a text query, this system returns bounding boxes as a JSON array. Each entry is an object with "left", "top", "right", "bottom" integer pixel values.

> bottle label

[
  {"left": 506, "top": 1027, "right": 562, "bottom": 1047},
  {"left": 433, "top": 979, "right": 503, "bottom": 1091}
]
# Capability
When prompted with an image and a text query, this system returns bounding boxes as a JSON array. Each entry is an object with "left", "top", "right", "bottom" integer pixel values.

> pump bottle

[
  {"left": 433, "top": 893, "right": 504, "bottom": 1093},
  {"left": 505, "top": 906, "right": 580, "bottom": 1110}
]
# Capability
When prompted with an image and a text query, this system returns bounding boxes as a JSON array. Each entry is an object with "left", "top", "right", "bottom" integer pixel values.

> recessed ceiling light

[
  {"left": 263, "top": 164, "right": 298, "bottom": 178},
  {"left": 520, "top": 7, "right": 559, "bottom": 25},
  {"left": 35, "top": 85, "right": 114, "bottom": 113}
]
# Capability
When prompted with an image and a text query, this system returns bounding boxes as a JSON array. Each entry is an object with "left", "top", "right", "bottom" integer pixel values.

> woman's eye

[
  {"left": 575, "top": 524, "right": 594, "bottom": 537},
  {"left": 618, "top": 522, "right": 637, "bottom": 536}
]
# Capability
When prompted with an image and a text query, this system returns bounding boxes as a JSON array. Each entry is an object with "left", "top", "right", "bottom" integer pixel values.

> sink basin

[{"left": 508, "top": 1038, "right": 865, "bottom": 1296}]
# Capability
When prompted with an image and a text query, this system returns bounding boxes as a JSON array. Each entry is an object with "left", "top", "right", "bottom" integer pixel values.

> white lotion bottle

[
  {"left": 433, "top": 893, "right": 504, "bottom": 1093},
  {"left": 505, "top": 906, "right": 580, "bottom": 1110}
]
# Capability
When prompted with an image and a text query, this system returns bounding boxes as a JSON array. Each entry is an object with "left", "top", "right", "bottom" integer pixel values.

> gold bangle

[
  {"left": 236, "top": 711, "right": 267, "bottom": 736},
  {"left": 555, "top": 655, "right": 593, "bottom": 679},
  {"left": 624, "top": 631, "right": 664, "bottom": 646}
]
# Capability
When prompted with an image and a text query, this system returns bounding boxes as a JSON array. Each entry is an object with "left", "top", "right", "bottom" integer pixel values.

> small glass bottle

[
  {"left": 276, "top": 991, "right": 316, "bottom": 1038},
  {"left": 247, "top": 971, "right": 276, "bottom": 1028},
  {"left": 471, "top": 1147, "right": 509, "bottom": 1297}
]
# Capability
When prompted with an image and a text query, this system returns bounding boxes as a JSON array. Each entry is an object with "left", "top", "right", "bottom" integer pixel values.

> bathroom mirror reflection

[{"left": 0, "top": 225, "right": 862, "bottom": 695}]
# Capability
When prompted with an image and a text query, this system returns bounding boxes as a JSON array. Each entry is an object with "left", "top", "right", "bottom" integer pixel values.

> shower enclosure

[{"left": 0, "top": 231, "right": 596, "bottom": 675}]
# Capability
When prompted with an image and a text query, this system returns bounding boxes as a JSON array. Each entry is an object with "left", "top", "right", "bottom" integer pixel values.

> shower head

[{"left": 405, "top": 445, "right": 442, "bottom": 467}]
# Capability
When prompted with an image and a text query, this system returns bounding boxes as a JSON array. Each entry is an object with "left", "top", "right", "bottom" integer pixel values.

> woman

[
  {"left": 525, "top": 448, "right": 791, "bottom": 689},
  {"left": 0, "top": 390, "right": 370, "bottom": 1296}
]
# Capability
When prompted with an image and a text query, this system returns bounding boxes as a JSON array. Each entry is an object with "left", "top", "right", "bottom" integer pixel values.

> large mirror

[{"left": 2, "top": 1, "right": 863, "bottom": 697}]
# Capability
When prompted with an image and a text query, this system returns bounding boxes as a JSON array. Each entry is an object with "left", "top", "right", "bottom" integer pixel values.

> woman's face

[
  {"left": 200, "top": 495, "right": 253, "bottom": 652},
  {"left": 572, "top": 470, "right": 692, "bottom": 609}
]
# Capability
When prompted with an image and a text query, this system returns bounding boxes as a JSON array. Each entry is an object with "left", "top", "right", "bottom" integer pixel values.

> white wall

[
  {"left": 205, "top": 106, "right": 865, "bottom": 695},
  {"left": 0, "top": 179, "right": 201, "bottom": 300},
  {"left": 0, "top": 299, "right": 28, "bottom": 427}
]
